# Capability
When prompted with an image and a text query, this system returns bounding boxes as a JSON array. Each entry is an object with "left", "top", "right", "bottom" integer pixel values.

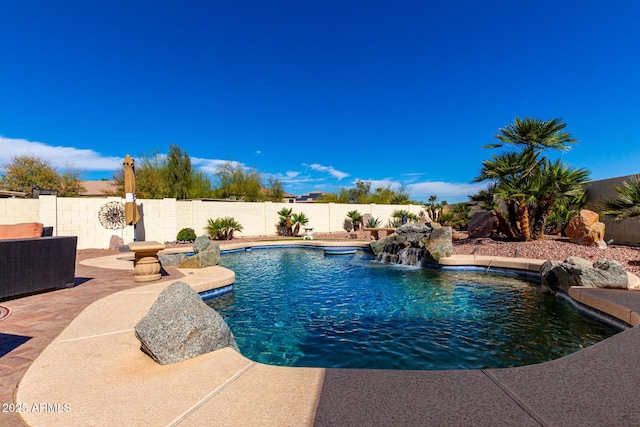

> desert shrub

[{"left": 176, "top": 227, "right": 196, "bottom": 242}]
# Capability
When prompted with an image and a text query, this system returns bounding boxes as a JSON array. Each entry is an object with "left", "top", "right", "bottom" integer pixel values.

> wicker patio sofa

[{"left": 0, "top": 223, "right": 77, "bottom": 301}]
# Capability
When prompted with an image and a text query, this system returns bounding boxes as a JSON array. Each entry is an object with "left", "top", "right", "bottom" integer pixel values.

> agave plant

[
  {"left": 291, "top": 212, "right": 309, "bottom": 236},
  {"left": 366, "top": 216, "right": 382, "bottom": 228}
]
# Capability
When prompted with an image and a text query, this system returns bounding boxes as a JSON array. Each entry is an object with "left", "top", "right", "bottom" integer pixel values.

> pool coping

[{"left": 17, "top": 241, "right": 640, "bottom": 426}]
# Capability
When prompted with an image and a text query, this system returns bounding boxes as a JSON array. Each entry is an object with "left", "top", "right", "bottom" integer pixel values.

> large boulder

[
  {"left": 565, "top": 210, "right": 607, "bottom": 249},
  {"left": 421, "top": 226, "right": 453, "bottom": 264},
  {"left": 540, "top": 257, "right": 628, "bottom": 294},
  {"left": 468, "top": 211, "right": 498, "bottom": 238},
  {"left": 134, "top": 281, "right": 238, "bottom": 365},
  {"left": 370, "top": 222, "right": 452, "bottom": 266},
  {"left": 158, "top": 236, "right": 220, "bottom": 268}
]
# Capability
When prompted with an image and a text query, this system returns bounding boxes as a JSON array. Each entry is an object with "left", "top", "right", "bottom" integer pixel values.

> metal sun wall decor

[{"left": 98, "top": 201, "right": 127, "bottom": 230}]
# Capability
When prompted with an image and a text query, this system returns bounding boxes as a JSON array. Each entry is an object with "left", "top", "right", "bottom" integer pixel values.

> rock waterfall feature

[{"left": 369, "top": 223, "right": 453, "bottom": 267}]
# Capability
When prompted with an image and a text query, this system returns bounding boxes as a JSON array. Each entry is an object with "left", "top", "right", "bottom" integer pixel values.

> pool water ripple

[{"left": 208, "top": 247, "right": 618, "bottom": 370}]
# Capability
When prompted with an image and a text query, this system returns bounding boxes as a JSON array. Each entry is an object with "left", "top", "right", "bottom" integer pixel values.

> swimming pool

[{"left": 207, "top": 247, "right": 618, "bottom": 370}]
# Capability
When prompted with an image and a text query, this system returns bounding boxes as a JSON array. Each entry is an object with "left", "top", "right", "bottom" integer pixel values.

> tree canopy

[
  {"left": 211, "top": 161, "right": 284, "bottom": 202},
  {"left": 0, "top": 154, "right": 86, "bottom": 197},
  {"left": 110, "top": 146, "right": 213, "bottom": 199},
  {"left": 473, "top": 117, "right": 590, "bottom": 241}
]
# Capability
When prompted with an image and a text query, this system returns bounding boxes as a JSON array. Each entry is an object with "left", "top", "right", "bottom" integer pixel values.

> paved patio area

[
  {"left": 2, "top": 243, "right": 640, "bottom": 426},
  {"left": 0, "top": 252, "right": 185, "bottom": 426}
]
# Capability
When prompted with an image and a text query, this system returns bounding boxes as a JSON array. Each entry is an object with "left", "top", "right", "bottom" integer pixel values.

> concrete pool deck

[{"left": 4, "top": 241, "right": 640, "bottom": 426}]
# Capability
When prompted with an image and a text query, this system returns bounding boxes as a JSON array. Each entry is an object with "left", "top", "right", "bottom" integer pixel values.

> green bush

[{"left": 176, "top": 227, "right": 196, "bottom": 242}]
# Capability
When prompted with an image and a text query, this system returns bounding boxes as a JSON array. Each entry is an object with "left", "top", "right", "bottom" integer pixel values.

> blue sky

[{"left": 1, "top": 1, "right": 639, "bottom": 203}]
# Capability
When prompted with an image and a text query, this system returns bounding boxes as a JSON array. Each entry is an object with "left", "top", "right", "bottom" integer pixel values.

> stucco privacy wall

[
  {"left": 0, "top": 198, "right": 39, "bottom": 224},
  {"left": 2, "top": 174, "right": 638, "bottom": 249},
  {"left": 584, "top": 174, "right": 640, "bottom": 246},
  {"left": 0, "top": 196, "right": 422, "bottom": 249}
]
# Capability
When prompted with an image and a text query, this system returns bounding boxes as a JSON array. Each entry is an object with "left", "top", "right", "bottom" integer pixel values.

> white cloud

[
  {"left": 0, "top": 136, "right": 121, "bottom": 170},
  {"left": 356, "top": 178, "right": 401, "bottom": 190},
  {"left": 305, "top": 163, "right": 350, "bottom": 180},
  {"left": 256, "top": 150, "right": 262, "bottom": 154},
  {"left": 407, "top": 181, "right": 488, "bottom": 201},
  {"left": 191, "top": 157, "right": 245, "bottom": 174}
]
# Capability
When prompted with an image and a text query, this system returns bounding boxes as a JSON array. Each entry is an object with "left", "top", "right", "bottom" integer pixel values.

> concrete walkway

[{"left": 3, "top": 242, "right": 640, "bottom": 426}]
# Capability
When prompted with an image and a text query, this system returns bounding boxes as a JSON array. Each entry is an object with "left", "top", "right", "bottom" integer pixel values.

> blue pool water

[{"left": 207, "top": 247, "right": 618, "bottom": 370}]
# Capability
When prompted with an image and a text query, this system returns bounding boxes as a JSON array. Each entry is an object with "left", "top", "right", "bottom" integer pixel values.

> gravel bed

[{"left": 452, "top": 236, "right": 640, "bottom": 276}]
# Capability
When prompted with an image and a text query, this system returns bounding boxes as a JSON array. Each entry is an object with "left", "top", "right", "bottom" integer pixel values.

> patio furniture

[
  {"left": 303, "top": 226, "right": 314, "bottom": 240},
  {"left": 0, "top": 236, "right": 78, "bottom": 301},
  {"left": 128, "top": 241, "right": 166, "bottom": 282}
]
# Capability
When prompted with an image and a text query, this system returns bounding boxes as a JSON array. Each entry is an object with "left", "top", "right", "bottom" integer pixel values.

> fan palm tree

[
  {"left": 529, "top": 160, "right": 590, "bottom": 239},
  {"left": 291, "top": 212, "right": 309, "bottom": 236},
  {"left": 277, "top": 207, "right": 294, "bottom": 236},
  {"left": 474, "top": 117, "right": 585, "bottom": 241},
  {"left": 486, "top": 117, "right": 577, "bottom": 152},
  {"left": 601, "top": 175, "right": 640, "bottom": 221},
  {"left": 346, "top": 210, "right": 363, "bottom": 231}
]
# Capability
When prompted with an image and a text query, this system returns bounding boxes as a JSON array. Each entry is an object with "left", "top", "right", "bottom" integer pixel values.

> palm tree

[
  {"left": 474, "top": 117, "right": 585, "bottom": 241},
  {"left": 206, "top": 217, "right": 244, "bottom": 240},
  {"left": 346, "top": 210, "right": 363, "bottom": 231},
  {"left": 221, "top": 217, "right": 243, "bottom": 240},
  {"left": 486, "top": 117, "right": 577, "bottom": 152},
  {"left": 601, "top": 175, "right": 640, "bottom": 220},
  {"left": 277, "top": 207, "right": 294, "bottom": 236},
  {"left": 291, "top": 212, "right": 309, "bottom": 236},
  {"left": 529, "top": 160, "right": 590, "bottom": 239}
]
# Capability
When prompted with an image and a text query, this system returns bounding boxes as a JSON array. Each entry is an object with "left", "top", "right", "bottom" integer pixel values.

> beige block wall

[
  {"left": 584, "top": 175, "right": 640, "bottom": 246},
  {"left": 0, "top": 196, "right": 423, "bottom": 249},
  {"left": 3, "top": 174, "right": 637, "bottom": 249},
  {"left": 0, "top": 198, "right": 39, "bottom": 224}
]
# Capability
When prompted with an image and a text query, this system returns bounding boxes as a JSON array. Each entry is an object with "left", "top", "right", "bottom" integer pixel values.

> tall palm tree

[
  {"left": 601, "top": 175, "right": 640, "bottom": 220},
  {"left": 486, "top": 117, "right": 577, "bottom": 152},
  {"left": 474, "top": 117, "right": 584, "bottom": 241}
]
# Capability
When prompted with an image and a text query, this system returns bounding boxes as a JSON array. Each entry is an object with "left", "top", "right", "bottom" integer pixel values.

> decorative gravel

[{"left": 452, "top": 236, "right": 640, "bottom": 276}]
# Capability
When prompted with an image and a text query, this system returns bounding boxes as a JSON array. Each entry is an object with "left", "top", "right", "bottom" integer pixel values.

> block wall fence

[
  {"left": 0, "top": 197, "right": 423, "bottom": 249},
  {"left": 1, "top": 175, "right": 638, "bottom": 249}
]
